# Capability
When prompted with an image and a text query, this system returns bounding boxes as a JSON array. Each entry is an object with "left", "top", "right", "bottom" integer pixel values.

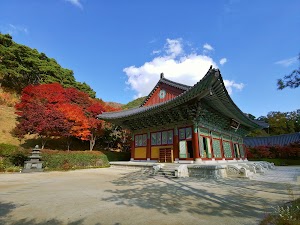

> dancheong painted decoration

[{"left": 98, "top": 67, "right": 267, "bottom": 163}]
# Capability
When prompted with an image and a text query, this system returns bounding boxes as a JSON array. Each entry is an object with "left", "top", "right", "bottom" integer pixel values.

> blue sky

[{"left": 0, "top": 0, "right": 299, "bottom": 117}]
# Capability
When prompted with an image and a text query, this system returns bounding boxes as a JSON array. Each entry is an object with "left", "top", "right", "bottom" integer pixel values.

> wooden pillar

[
  {"left": 146, "top": 132, "right": 151, "bottom": 160},
  {"left": 220, "top": 139, "right": 225, "bottom": 159},
  {"left": 173, "top": 127, "right": 179, "bottom": 160},
  {"left": 230, "top": 141, "right": 235, "bottom": 159},
  {"left": 192, "top": 125, "right": 200, "bottom": 160},
  {"left": 130, "top": 134, "right": 135, "bottom": 161},
  {"left": 243, "top": 144, "right": 247, "bottom": 159}
]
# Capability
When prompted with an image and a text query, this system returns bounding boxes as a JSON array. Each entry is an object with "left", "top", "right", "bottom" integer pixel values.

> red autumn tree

[
  {"left": 15, "top": 83, "right": 121, "bottom": 151},
  {"left": 86, "top": 100, "right": 105, "bottom": 151},
  {"left": 15, "top": 84, "right": 69, "bottom": 149},
  {"left": 57, "top": 103, "right": 91, "bottom": 151}
]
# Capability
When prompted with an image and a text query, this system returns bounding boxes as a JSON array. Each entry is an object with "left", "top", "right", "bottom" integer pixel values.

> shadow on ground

[
  {"left": 102, "top": 171, "right": 298, "bottom": 220},
  {"left": 0, "top": 202, "right": 90, "bottom": 225}
]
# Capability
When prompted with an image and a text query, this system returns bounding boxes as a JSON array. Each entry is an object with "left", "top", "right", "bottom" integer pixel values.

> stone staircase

[{"left": 153, "top": 164, "right": 179, "bottom": 178}]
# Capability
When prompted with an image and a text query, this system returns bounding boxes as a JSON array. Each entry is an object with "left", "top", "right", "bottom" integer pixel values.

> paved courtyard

[{"left": 0, "top": 166, "right": 299, "bottom": 225}]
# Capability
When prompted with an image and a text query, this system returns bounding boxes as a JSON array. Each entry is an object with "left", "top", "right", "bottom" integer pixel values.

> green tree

[
  {"left": 0, "top": 33, "right": 96, "bottom": 97},
  {"left": 277, "top": 54, "right": 300, "bottom": 89}
]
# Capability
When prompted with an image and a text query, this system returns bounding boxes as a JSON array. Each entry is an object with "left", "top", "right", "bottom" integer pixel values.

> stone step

[
  {"left": 154, "top": 170, "right": 176, "bottom": 178},
  {"left": 160, "top": 169, "right": 176, "bottom": 172}
]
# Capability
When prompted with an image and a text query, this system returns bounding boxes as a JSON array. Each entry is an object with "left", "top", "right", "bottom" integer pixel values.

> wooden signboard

[{"left": 179, "top": 140, "right": 187, "bottom": 158}]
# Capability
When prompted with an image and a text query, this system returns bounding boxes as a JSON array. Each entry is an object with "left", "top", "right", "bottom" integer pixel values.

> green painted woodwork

[
  {"left": 179, "top": 140, "right": 187, "bottom": 158},
  {"left": 232, "top": 137, "right": 239, "bottom": 142},
  {"left": 212, "top": 139, "right": 222, "bottom": 158},
  {"left": 223, "top": 141, "right": 232, "bottom": 158},
  {"left": 199, "top": 127, "right": 210, "bottom": 136},
  {"left": 211, "top": 131, "right": 220, "bottom": 138},
  {"left": 222, "top": 134, "right": 231, "bottom": 141},
  {"left": 239, "top": 144, "right": 245, "bottom": 158}
]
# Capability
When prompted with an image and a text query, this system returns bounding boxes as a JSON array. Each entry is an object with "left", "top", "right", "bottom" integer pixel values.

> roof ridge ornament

[{"left": 160, "top": 73, "right": 164, "bottom": 79}]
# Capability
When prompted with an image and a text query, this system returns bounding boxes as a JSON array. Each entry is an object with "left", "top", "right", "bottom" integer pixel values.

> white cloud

[
  {"left": 65, "top": 0, "right": 83, "bottom": 9},
  {"left": 203, "top": 43, "right": 214, "bottom": 51},
  {"left": 275, "top": 56, "right": 298, "bottom": 67},
  {"left": 152, "top": 50, "right": 161, "bottom": 55},
  {"left": 220, "top": 58, "right": 227, "bottom": 65},
  {"left": 223, "top": 80, "right": 244, "bottom": 95},
  {"left": 0, "top": 24, "right": 28, "bottom": 35},
  {"left": 124, "top": 38, "right": 243, "bottom": 98},
  {"left": 165, "top": 38, "right": 183, "bottom": 58}
]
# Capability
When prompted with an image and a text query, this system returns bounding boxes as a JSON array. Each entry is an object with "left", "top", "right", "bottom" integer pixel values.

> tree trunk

[
  {"left": 40, "top": 136, "right": 47, "bottom": 149},
  {"left": 89, "top": 133, "right": 96, "bottom": 151},
  {"left": 66, "top": 137, "right": 72, "bottom": 151}
]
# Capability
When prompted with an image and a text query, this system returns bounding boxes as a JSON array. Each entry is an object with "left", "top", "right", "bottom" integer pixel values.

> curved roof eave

[
  {"left": 98, "top": 68, "right": 264, "bottom": 130},
  {"left": 98, "top": 68, "right": 216, "bottom": 121},
  {"left": 203, "top": 72, "right": 264, "bottom": 129}
]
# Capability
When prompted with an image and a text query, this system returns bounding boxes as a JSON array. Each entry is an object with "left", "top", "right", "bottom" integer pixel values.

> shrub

[
  {"left": 9, "top": 150, "right": 30, "bottom": 166},
  {"left": 5, "top": 166, "right": 21, "bottom": 173},
  {"left": 0, "top": 143, "right": 20, "bottom": 157},
  {"left": 247, "top": 142, "right": 300, "bottom": 160},
  {"left": 260, "top": 198, "right": 300, "bottom": 225},
  {"left": 41, "top": 150, "right": 110, "bottom": 171}
]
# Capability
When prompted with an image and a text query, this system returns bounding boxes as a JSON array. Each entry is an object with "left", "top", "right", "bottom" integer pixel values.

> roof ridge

[{"left": 160, "top": 77, "right": 191, "bottom": 89}]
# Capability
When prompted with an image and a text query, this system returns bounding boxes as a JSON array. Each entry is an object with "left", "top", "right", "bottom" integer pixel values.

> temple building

[{"left": 99, "top": 67, "right": 266, "bottom": 164}]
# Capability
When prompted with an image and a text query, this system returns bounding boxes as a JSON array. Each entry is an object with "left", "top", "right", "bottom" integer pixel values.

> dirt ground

[{"left": 0, "top": 167, "right": 299, "bottom": 225}]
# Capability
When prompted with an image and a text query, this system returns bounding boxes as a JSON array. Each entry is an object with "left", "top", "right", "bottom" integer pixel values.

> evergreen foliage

[
  {"left": 122, "top": 96, "right": 146, "bottom": 109},
  {"left": 0, "top": 33, "right": 96, "bottom": 97},
  {"left": 247, "top": 109, "right": 300, "bottom": 137},
  {"left": 277, "top": 53, "right": 300, "bottom": 90}
]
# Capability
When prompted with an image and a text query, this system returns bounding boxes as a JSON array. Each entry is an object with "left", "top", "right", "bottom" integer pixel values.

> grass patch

[{"left": 248, "top": 158, "right": 300, "bottom": 166}]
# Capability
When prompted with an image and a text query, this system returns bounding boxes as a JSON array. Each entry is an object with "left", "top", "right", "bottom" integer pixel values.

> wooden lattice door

[{"left": 159, "top": 148, "right": 173, "bottom": 163}]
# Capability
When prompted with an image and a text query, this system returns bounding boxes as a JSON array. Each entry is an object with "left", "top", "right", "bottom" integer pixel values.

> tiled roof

[
  {"left": 98, "top": 68, "right": 263, "bottom": 129},
  {"left": 244, "top": 132, "right": 300, "bottom": 147}
]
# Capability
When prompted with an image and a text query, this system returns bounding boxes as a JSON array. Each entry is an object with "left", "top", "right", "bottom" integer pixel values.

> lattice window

[
  {"left": 162, "top": 131, "right": 168, "bottom": 145},
  {"left": 186, "top": 127, "right": 192, "bottom": 139},
  {"left": 151, "top": 133, "right": 157, "bottom": 145},
  {"left": 212, "top": 139, "right": 222, "bottom": 158},
  {"left": 167, "top": 130, "right": 173, "bottom": 144},
  {"left": 179, "top": 128, "right": 185, "bottom": 140},
  {"left": 135, "top": 134, "right": 147, "bottom": 147},
  {"left": 157, "top": 132, "right": 162, "bottom": 145},
  {"left": 223, "top": 141, "right": 232, "bottom": 158},
  {"left": 151, "top": 130, "right": 173, "bottom": 146}
]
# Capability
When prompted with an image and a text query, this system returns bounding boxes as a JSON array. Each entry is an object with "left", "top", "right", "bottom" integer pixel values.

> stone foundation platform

[{"left": 109, "top": 161, "right": 275, "bottom": 179}]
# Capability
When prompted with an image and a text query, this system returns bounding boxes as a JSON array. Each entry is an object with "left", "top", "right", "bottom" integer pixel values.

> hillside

[
  {"left": 0, "top": 33, "right": 95, "bottom": 97},
  {"left": 122, "top": 96, "right": 146, "bottom": 109},
  {"left": 0, "top": 105, "right": 19, "bottom": 145},
  {"left": 0, "top": 97, "right": 143, "bottom": 146}
]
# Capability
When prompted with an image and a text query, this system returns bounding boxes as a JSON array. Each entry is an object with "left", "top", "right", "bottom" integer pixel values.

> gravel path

[{"left": 0, "top": 167, "right": 299, "bottom": 225}]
